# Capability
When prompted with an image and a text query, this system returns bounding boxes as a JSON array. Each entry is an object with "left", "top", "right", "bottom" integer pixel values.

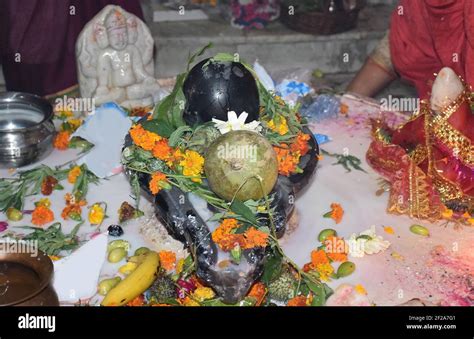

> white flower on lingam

[
  {"left": 348, "top": 225, "right": 391, "bottom": 258},
  {"left": 212, "top": 111, "right": 262, "bottom": 134}
]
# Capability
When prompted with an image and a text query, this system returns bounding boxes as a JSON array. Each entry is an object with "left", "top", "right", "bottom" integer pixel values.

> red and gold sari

[{"left": 366, "top": 0, "right": 474, "bottom": 221}]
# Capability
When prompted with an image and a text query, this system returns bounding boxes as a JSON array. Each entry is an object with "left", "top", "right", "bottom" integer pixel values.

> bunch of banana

[{"left": 101, "top": 251, "right": 160, "bottom": 306}]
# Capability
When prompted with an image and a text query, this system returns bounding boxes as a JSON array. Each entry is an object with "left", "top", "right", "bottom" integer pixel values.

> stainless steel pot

[{"left": 0, "top": 92, "right": 55, "bottom": 168}]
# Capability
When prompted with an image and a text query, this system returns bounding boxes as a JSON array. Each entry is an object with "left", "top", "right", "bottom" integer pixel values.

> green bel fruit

[
  {"left": 318, "top": 228, "right": 337, "bottom": 243},
  {"left": 134, "top": 247, "right": 150, "bottom": 256},
  {"left": 6, "top": 208, "right": 23, "bottom": 221},
  {"left": 98, "top": 277, "right": 121, "bottom": 295},
  {"left": 108, "top": 248, "right": 127, "bottom": 263},
  {"left": 204, "top": 130, "right": 278, "bottom": 201},
  {"left": 410, "top": 224, "right": 430, "bottom": 237},
  {"left": 337, "top": 261, "right": 356, "bottom": 278}
]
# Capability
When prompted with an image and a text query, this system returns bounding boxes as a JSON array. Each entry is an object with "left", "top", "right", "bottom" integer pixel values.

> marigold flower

[
  {"left": 274, "top": 145, "right": 300, "bottom": 176},
  {"left": 159, "top": 251, "right": 176, "bottom": 271},
  {"left": 182, "top": 296, "right": 200, "bottom": 307},
  {"left": 36, "top": 198, "right": 51, "bottom": 208},
  {"left": 326, "top": 203, "right": 344, "bottom": 224},
  {"left": 354, "top": 284, "right": 367, "bottom": 295},
  {"left": 267, "top": 116, "right": 289, "bottom": 135},
  {"left": 290, "top": 133, "right": 310, "bottom": 156},
  {"left": 340, "top": 103, "right": 349, "bottom": 115},
  {"left": 179, "top": 150, "right": 204, "bottom": 183},
  {"left": 41, "top": 175, "right": 58, "bottom": 195},
  {"left": 287, "top": 295, "right": 307, "bottom": 307},
  {"left": 211, "top": 219, "right": 245, "bottom": 251},
  {"left": 441, "top": 208, "right": 454, "bottom": 219},
  {"left": 247, "top": 282, "right": 266, "bottom": 306},
  {"left": 129, "top": 124, "right": 161, "bottom": 151},
  {"left": 192, "top": 287, "right": 215, "bottom": 302},
  {"left": 324, "top": 236, "right": 348, "bottom": 262},
  {"left": 310, "top": 249, "right": 329, "bottom": 267},
  {"left": 126, "top": 294, "right": 145, "bottom": 306},
  {"left": 149, "top": 172, "right": 168, "bottom": 195},
  {"left": 383, "top": 226, "right": 395, "bottom": 235},
  {"left": 61, "top": 193, "right": 86, "bottom": 220},
  {"left": 31, "top": 206, "right": 54, "bottom": 226},
  {"left": 68, "top": 166, "right": 82, "bottom": 184},
  {"left": 53, "top": 131, "right": 71, "bottom": 150},
  {"left": 152, "top": 139, "right": 173, "bottom": 161},
  {"left": 243, "top": 227, "right": 269, "bottom": 249},
  {"left": 88, "top": 203, "right": 105, "bottom": 225},
  {"left": 67, "top": 118, "right": 82, "bottom": 131},
  {"left": 315, "top": 262, "right": 334, "bottom": 282}
]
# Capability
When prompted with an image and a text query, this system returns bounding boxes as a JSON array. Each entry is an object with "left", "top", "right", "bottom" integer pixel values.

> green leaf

[
  {"left": 261, "top": 251, "right": 283, "bottom": 284},
  {"left": 304, "top": 278, "right": 326, "bottom": 306},
  {"left": 142, "top": 119, "right": 175, "bottom": 138},
  {"left": 230, "top": 200, "right": 258, "bottom": 225},
  {"left": 187, "top": 42, "right": 213, "bottom": 71},
  {"left": 169, "top": 125, "right": 193, "bottom": 147}
]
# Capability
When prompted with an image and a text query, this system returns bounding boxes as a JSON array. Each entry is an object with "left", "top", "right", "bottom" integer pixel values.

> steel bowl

[
  {"left": 0, "top": 247, "right": 59, "bottom": 306},
  {"left": 0, "top": 92, "right": 55, "bottom": 168}
]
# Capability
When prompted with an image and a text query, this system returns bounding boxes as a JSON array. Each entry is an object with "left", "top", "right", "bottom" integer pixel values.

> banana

[{"left": 101, "top": 251, "right": 159, "bottom": 306}]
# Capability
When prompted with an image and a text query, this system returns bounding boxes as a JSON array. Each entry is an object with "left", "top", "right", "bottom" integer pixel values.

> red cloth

[{"left": 389, "top": 0, "right": 474, "bottom": 99}]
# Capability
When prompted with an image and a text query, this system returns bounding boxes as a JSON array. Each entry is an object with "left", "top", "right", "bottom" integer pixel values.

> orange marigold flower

[
  {"left": 158, "top": 251, "right": 176, "bottom": 271},
  {"left": 126, "top": 294, "right": 145, "bottom": 306},
  {"left": 274, "top": 145, "right": 300, "bottom": 176},
  {"left": 329, "top": 203, "right": 344, "bottom": 224},
  {"left": 243, "top": 227, "right": 268, "bottom": 249},
  {"left": 340, "top": 103, "right": 349, "bottom": 115},
  {"left": 247, "top": 282, "right": 266, "bottom": 306},
  {"left": 287, "top": 295, "right": 307, "bottom": 307},
  {"left": 324, "top": 236, "right": 348, "bottom": 262},
  {"left": 290, "top": 133, "right": 310, "bottom": 156},
  {"left": 211, "top": 218, "right": 245, "bottom": 251},
  {"left": 61, "top": 193, "right": 86, "bottom": 220},
  {"left": 129, "top": 124, "right": 161, "bottom": 151},
  {"left": 149, "top": 172, "right": 168, "bottom": 195},
  {"left": 152, "top": 139, "right": 173, "bottom": 160},
  {"left": 53, "top": 131, "right": 71, "bottom": 150},
  {"left": 31, "top": 206, "right": 55, "bottom": 226},
  {"left": 310, "top": 249, "right": 329, "bottom": 267},
  {"left": 326, "top": 251, "right": 348, "bottom": 263},
  {"left": 67, "top": 166, "right": 82, "bottom": 184}
]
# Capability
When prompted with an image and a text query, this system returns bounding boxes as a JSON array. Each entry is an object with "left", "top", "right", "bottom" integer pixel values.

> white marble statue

[{"left": 76, "top": 5, "right": 166, "bottom": 109}]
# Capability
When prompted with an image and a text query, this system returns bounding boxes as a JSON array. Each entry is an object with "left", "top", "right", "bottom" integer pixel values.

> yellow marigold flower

[
  {"left": 88, "top": 203, "right": 105, "bottom": 225},
  {"left": 182, "top": 296, "right": 200, "bottom": 307},
  {"left": 383, "top": 226, "right": 395, "bottom": 235},
  {"left": 67, "top": 118, "right": 82, "bottom": 132},
  {"left": 36, "top": 198, "right": 51, "bottom": 208},
  {"left": 192, "top": 287, "right": 215, "bottom": 302},
  {"left": 267, "top": 116, "right": 289, "bottom": 135},
  {"left": 315, "top": 263, "right": 334, "bottom": 282},
  {"left": 176, "top": 258, "right": 185, "bottom": 274},
  {"left": 354, "top": 284, "right": 367, "bottom": 295},
  {"left": 442, "top": 208, "right": 454, "bottom": 219},
  {"left": 68, "top": 166, "right": 82, "bottom": 184},
  {"left": 55, "top": 109, "right": 73, "bottom": 118},
  {"left": 180, "top": 150, "right": 204, "bottom": 183}
]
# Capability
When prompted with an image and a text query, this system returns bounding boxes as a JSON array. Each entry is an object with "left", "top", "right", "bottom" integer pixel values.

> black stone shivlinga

[
  {"left": 182, "top": 58, "right": 260, "bottom": 125},
  {"left": 124, "top": 57, "right": 320, "bottom": 304}
]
